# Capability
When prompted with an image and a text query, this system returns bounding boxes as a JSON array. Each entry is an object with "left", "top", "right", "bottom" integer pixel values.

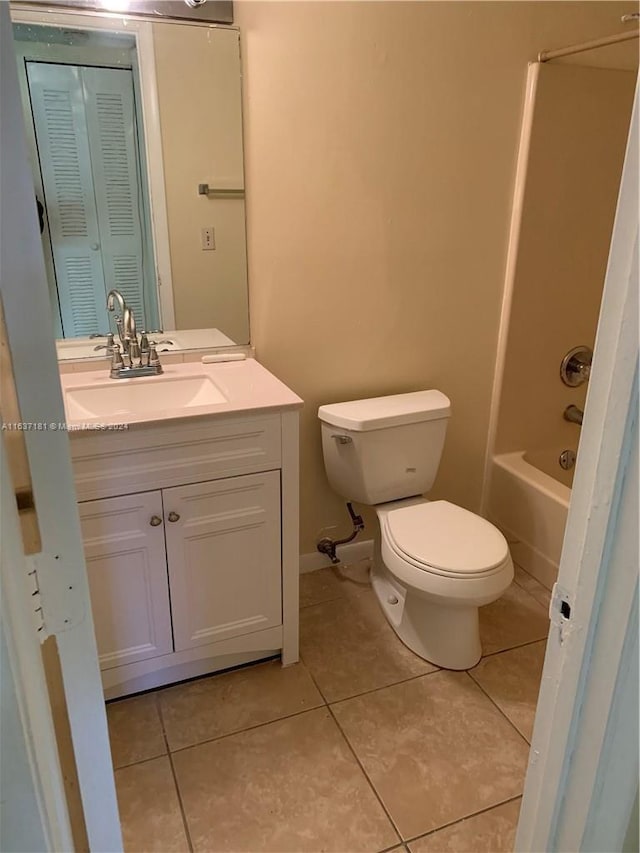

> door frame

[
  {"left": 516, "top": 77, "right": 639, "bottom": 851},
  {"left": 0, "top": 438, "right": 73, "bottom": 852},
  {"left": 1, "top": 4, "right": 122, "bottom": 848},
  {"left": 11, "top": 4, "right": 176, "bottom": 331}
]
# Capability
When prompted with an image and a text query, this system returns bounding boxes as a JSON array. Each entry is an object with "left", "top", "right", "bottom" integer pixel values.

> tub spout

[{"left": 564, "top": 404, "right": 584, "bottom": 426}]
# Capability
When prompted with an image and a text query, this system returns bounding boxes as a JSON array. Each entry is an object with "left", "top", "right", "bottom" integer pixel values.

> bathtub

[{"left": 487, "top": 450, "right": 573, "bottom": 590}]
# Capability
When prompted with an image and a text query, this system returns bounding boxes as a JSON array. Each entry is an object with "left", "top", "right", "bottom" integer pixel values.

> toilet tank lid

[{"left": 318, "top": 390, "right": 451, "bottom": 432}]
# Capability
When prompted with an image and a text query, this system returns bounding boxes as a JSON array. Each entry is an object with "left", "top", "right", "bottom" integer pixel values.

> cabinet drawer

[{"left": 70, "top": 413, "right": 282, "bottom": 501}]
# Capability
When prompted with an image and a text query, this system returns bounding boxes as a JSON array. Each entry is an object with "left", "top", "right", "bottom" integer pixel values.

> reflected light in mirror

[{"left": 100, "top": 1, "right": 130, "bottom": 11}]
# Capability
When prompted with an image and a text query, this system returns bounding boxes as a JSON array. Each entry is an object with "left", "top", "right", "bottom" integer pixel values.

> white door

[
  {"left": 0, "top": 440, "right": 71, "bottom": 852},
  {"left": 165, "top": 472, "right": 282, "bottom": 651},
  {"left": 516, "top": 79, "right": 639, "bottom": 852},
  {"left": 0, "top": 5, "right": 121, "bottom": 848},
  {"left": 79, "top": 491, "right": 173, "bottom": 669}
]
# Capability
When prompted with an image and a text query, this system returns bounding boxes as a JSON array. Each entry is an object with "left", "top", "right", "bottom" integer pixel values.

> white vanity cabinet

[
  {"left": 68, "top": 399, "right": 301, "bottom": 700},
  {"left": 80, "top": 470, "right": 281, "bottom": 669}
]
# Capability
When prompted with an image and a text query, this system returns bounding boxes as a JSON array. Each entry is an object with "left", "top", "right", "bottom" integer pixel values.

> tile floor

[{"left": 108, "top": 561, "right": 551, "bottom": 853}]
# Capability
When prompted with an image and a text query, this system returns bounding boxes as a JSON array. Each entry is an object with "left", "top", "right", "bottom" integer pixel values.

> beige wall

[
  {"left": 496, "top": 62, "right": 635, "bottom": 456},
  {"left": 154, "top": 23, "right": 250, "bottom": 343},
  {"left": 235, "top": 1, "right": 637, "bottom": 553}
]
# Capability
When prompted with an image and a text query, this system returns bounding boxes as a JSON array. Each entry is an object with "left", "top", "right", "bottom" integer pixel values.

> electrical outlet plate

[{"left": 201, "top": 227, "right": 215, "bottom": 250}]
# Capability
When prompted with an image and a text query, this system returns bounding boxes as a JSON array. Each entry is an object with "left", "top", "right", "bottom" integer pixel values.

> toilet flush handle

[{"left": 331, "top": 434, "right": 352, "bottom": 445}]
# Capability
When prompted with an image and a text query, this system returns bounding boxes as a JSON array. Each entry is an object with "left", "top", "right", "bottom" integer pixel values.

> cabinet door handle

[
  {"left": 149, "top": 515, "right": 163, "bottom": 527},
  {"left": 167, "top": 511, "right": 180, "bottom": 523}
]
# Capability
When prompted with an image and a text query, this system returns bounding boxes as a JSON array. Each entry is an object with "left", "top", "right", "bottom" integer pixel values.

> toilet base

[{"left": 371, "top": 563, "right": 482, "bottom": 670}]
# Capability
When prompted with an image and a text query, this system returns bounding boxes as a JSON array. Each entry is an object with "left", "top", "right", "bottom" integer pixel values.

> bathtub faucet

[
  {"left": 564, "top": 404, "right": 584, "bottom": 426},
  {"left": 560, "top": 346, "right": 592, "bottom": 388}
]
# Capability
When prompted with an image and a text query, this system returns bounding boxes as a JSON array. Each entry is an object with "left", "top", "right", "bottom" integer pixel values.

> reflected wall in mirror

[{"left": 10, "top": 7, "right": 250, "bottom": 356}]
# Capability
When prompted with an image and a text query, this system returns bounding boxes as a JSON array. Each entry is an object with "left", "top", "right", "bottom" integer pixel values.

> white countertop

[
  {"left": 56, "top": 328, "right": 237, "bottom": 361},
  {"left": 60, "top": 357, "right": 303, "bottom": 431}
]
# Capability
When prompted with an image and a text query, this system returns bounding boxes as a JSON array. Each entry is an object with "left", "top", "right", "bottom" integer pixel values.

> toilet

[{"left": 318, "top": 390, "right": 513, "bottom": 670}]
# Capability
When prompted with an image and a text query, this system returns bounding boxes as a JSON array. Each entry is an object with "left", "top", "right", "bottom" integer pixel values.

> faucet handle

[
  {"left": 93, "top": 333, "right": 115, "bottom": 352},
  {"left": 109, "top": 342, "right": 125, "bottom": 378},
  {"left": 560, "top": 346, "right": 593, "bottom": 387},
  {"left": 110, "top": 341, "right": 123, "bottom": 362},
  {"left": 148, "top": 343, "right": 163, "bottom": 373}
]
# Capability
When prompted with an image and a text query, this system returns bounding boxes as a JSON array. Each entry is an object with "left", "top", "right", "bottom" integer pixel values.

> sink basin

[
  {"left": 65, "top": 373, "right": 227, "bottom": 420},
  {"left": 60, "top": 358, "right": 303, "bottom": 430}
]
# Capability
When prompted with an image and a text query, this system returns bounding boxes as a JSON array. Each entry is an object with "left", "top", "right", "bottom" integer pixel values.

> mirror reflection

[{"left": 11, "top": 11, "right": 249, "bottom": 357}]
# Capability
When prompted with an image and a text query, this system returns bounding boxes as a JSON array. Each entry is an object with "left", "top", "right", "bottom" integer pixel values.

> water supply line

[{"left": 317, "top": 503, "right": 365, "bottom": 564}]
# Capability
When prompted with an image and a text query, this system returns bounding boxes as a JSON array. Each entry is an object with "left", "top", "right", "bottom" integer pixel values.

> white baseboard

[{"left": 299, "top": 538, "right": 374, "bottom": 574}]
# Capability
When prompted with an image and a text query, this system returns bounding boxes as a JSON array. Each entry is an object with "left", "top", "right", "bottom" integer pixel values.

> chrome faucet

[
  {"left": 106, "top": 288, "right": 126, "bottom": 315},
  {"left": 105, "top": 289, "right": 163, "bottom": 379},
  {"left": 106, "top": 289, "right": 128, "bottom": 350},
  {"left": 123, "top": 305, "right": 137, "bottom": 341},
  {"left": 564, "top": 404, "right": 584, "bottom": 426},
  {"left": 123, "top": 305, "right": 140, "bottom": 361}
]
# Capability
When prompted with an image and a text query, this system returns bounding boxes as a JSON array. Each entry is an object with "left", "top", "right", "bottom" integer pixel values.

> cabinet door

[
  {"left": 164, "top": 472, "right": 282, "bottom": 652},
  {"left": 79, "top": 491, "right": 173, "bottom": 670}
]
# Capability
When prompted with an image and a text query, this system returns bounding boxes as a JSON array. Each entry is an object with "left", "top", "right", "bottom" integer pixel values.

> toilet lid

[{"left": 385, "top": 501, "right": 509, "bottom": 575}]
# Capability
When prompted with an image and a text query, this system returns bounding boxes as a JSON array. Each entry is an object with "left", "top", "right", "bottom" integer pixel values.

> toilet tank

[{"left": 318, "top": 390, "right": 451, "bottom": 505}]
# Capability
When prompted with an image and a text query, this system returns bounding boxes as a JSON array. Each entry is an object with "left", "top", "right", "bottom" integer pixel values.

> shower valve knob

[{"left": 560, "top": 346, "right": 593, "bottom": 387}]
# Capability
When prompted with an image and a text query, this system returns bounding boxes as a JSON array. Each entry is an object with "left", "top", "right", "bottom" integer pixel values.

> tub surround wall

[
  {"left": 235, "top": 1, "right": 637, "bottom": 555},
  {"left": 525, "top": 448, "right": 574, "bottom": 489},
  {"left": 485, "top": 60, "right": 635, "bottom": 588},
  {"left": 494, "top": 63, "right": 635, "bottom": 459}
]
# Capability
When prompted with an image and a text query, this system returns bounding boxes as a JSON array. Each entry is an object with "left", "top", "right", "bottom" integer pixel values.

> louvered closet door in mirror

[
  {"left": 27, "top": 62, "right": 109, "bottom": 337},
  {"left": 81, "top": 66, "right": 152, "bottom": 329}
]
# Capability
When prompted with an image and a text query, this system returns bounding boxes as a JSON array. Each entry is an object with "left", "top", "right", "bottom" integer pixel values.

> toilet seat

[{"left": 382, "top": 500, "right": 509, "bottom": 579}]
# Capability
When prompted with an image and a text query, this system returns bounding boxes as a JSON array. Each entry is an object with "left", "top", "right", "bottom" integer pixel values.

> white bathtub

[{"left": 488, "top": 450, "right": 573, "bottom": 590}]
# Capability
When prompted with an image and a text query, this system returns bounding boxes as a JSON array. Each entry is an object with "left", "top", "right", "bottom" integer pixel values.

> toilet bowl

[
  {"left": 318, "top": 389, "right": 514, "bottom": 670},
  {"left": 373, "top": 498, "right": 513, "bottom": 669}
]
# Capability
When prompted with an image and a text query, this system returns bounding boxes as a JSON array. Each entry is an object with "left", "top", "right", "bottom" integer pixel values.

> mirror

[{"left": 10, "top": 7, "right": 249, "bottom": 359}]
